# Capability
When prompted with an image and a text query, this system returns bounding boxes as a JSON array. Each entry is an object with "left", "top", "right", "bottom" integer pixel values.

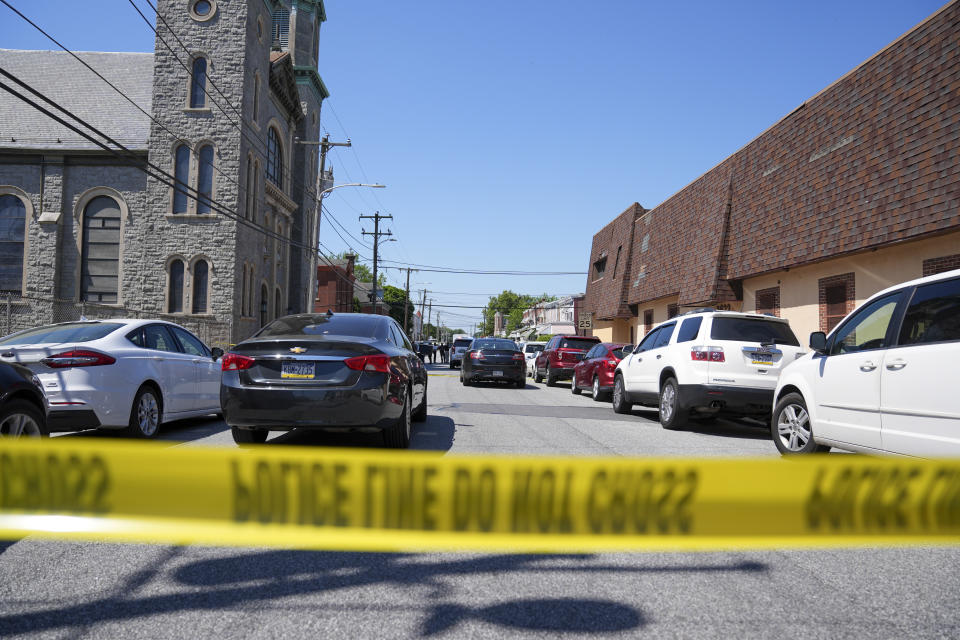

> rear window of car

[
  {"left": 453, "top": 339, "right": 473, "bottom": 348},
  {"left": 524, "top": 344, "right": 545, "bottom": 353},
  {"left": 556, "top": 338, "right": 599, "bottom": 350},
  {"left": 612, "top": 346, "right": 632, "bottom": 358},
  {"left": 677, "top": 316, "right": 703, "bottom": 343},
  {"left": 255, "top": 314, "right": 383, "bottom": 339},
  {"left": 0, "top": 322, "right": 123, "bottom": 345},
  {"left": 473, "top": 339, "right": 518, "bottom": 350},
  {"left": 710, "top": 317, "right": 800, "bottom": 346}
]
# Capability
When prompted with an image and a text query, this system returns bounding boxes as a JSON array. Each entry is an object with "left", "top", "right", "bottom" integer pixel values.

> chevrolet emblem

[{"left": 289, "top": 347, "right": 307, "bottom": 354}]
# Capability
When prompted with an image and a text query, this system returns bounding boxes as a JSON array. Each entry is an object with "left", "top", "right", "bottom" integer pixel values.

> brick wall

[
  {"left": 923, "top": 253, "right": 960, "bottom": 276},
  {"left": 818, "top": 272, "right": 856, "bottom": 332}
]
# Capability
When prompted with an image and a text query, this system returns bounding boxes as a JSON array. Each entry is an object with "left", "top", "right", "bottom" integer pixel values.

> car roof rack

[{"left": 679, "top": 307, "right": 715, "bottom": 316}]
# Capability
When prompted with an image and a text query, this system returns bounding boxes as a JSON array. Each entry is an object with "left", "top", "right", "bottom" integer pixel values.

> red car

[
  {"left": 571, "top": 342, "right": 632, "bottom": 401},
  {"left": 533, "top": 334, "right": 601, "bottom": 386}
]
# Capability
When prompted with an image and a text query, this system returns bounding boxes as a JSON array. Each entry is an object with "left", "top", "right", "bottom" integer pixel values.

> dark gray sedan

[
  {"left": 220, "top": 312, "right": 427, "bottom": 448},
  {"left": 460, "top": 338, "right": 525, "bottom": 388}
]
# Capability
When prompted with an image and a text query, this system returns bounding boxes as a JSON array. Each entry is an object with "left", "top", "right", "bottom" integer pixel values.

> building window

[
  {"left": 593, "top": 255, "right": 607, "bottom": 281},
  {"left": 168, "top": 259, "right": 184, "bottom": 313},
  {"left": 819, "top": 273, "right": 855, "bottom": 333},
  {"left": 667, "top": 303, "right": 678, "bottom": 319},
  {"left": 189, "top": 0, "right": 217, "bottom": 21},
  {"left": 245, "top": 155, "right": 254, "bottom": 220},
  {"left": 643, "top": 309, "right": 653, "bottom": 335},
  {"left": 196, "top": 144, "right": 215, "bottom": 214},
  {"left": 267, "top": 127, "right": 283, "bottom": 188},
  {"left": 272, "top": 8, "right": 290, "bottom": 50},
  {"left": 192, "top": 259, "right": 209, "bottom": 314},
  {"left": 189, "top": 56, "right": 207, "bottom": 108},
  {"left": 0, "top": 194, "right": 26, "bottom": 294},
  {"left": 275, "top": 288, "right": 282, "bottom": 319},
  {"left": 252, "top": 73, "right": 260, "bottom": 123},
  {"left": 260, "top": 284, "right": 268, "bottom": 326},
  {"left": 80, "top": 196, "right": 121, "bottom": 304},
  {"left": 173, "top": 144, "right": 190, "bottom": 213},
  {"left": 240, "top": 265, "right": 248, "bottom": 317},
  {"left": 923, "top": 253, "right": 960, "bottom": 277},
  {"left": 756, "top": 286, "right": 780, "bottom": 316}
]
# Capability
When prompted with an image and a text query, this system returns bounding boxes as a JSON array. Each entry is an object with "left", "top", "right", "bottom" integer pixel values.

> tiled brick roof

[{"left": 584, "top": 203, "right": 645, "bottom": 320}]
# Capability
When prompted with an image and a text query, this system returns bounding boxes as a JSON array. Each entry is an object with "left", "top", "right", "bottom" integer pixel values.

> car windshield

[
  {"left": 557, "top": 338, "right": 599, "bottom": 350},
  {"left": 255, "top": 314, "right": 382, "bottom": 339},
  {"left": 524, "top": 344, "right": 545, "bottom": 353},
  {"left": 473, "top": 339, "right": 518, "bottom": 350},
  {"left": 710, "top": 317, "right": 800, "bottom": 346},
  {"left": 453, "top": 339, "right": 473, "bottom": 348},
  {"left": 0, "top": 322, "right": 123, "bottom": 345}
]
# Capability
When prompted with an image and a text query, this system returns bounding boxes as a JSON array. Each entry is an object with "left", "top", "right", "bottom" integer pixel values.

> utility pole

[
  {"left": 419, "top": 289, "right": 427, "bottom": 340},
  {"left": 360, "top": 211, "right": 393, "bottom": 314},
  {"left": 301, "top": 134, "right": 350, "bottom": 313},
  {"left": 427, "top": 299, "right": 433, "bottom": 340},
  {"left": 401, "top": 267, "right": 418, "bottom": 335}
]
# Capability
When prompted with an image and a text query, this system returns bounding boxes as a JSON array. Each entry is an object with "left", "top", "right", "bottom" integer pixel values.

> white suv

[
  {"left": 772, "top": 269, "right": 960, "bottom": 457},
  {"left": 612, "top": 310, "right": 804, "bottom": 429}
]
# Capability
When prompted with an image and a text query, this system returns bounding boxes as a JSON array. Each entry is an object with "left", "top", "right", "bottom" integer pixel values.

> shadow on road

[
  {"left": 0, "top": 550, "right": 767, "bottom": 636},
  {"left": 268, "top": 415, "right": 456, "bottom": 452},
  {"left": 57, "top": 414, "right": 227, "bottom": 443}
]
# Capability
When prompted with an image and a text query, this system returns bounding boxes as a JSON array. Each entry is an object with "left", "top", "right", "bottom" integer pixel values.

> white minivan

[{"left": 772, "top": 269, "right": 960, "bottom": 456}]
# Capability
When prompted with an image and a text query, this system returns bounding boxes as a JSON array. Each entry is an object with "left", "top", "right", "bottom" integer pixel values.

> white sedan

[{"left": 0, "top": 319, "right": 223, "bottom": 438}]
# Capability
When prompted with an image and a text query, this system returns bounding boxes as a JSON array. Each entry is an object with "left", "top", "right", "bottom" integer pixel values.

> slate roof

[{"left": 0, "top": 49, "right": 153, "bottom": 151}]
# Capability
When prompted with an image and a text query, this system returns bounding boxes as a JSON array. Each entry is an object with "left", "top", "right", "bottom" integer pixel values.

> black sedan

[
  {"left": 460, "top": 338, "right": 525, "bottom": 388},
  {"left": 0, "top": 360, "right": 48, "bottom": 437},
  {"left": 220, "top": 312, "right": 427, "bottom": 448}
]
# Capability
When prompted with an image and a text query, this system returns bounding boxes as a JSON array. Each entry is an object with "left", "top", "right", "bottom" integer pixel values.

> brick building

[
  {"left": 584, "top": 1, "right": 960, "bottom": 344},
  {"left": 312, "top": 253, "right": 355, "bottom": 313},
  {"left": 0, "top": 0, "right": 329, "bottom": 345}
]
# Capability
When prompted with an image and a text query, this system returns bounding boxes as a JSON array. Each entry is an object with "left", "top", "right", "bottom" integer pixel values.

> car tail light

[
  {"left": 344, "top": 354, "right": 391, "bottom": 373},
  {"left": 512, "top": 353, "right": 524, "bottom": 361},
  {"left": 222, "top": 353, "right": 255, "bottom": 371},
  {"left": 41, "top": 349, "right": 116, "bottom": 369},
  {"left": 691, "top": 346, "right": 725, "bottom": 363},
  {"left": 470, "top": 351, "right": 485, "bottom": 361},
  {"left": 605, "top": 359, "right": 618, "bottom": 368}
]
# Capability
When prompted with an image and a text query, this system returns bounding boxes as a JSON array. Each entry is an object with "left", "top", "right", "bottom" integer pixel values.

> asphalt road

[{"left": 2, "top": 363, "right": 958, "bottom": 638}]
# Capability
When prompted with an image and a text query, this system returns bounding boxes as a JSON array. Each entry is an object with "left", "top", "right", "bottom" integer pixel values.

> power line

[{"left": 380, "top": 264, "right": 587, "bottom": 276}]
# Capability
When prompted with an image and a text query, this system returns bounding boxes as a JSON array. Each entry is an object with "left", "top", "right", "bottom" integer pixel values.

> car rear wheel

[
  {"left": 545, "top": 366, "right": 557, "bottom": 387},
  {"left": 772, "top": 392, "right": 830, "bottom": 455},
  {"left": 384, "top": 389, "right": 411, "bottom": 449},
  {"left": 126, "top": 385, "right": 161, "bottom": 438},
  {"left": 591, "top": 376, "right": 604, "bottom": 402},
  {"left": 612, "top": 375, "right": 632, "bottom": 414},
  {"left": 232, "top": 426, "right": 268, "bottom": 445},
  {"left": 659, "top": 377, "right": 688, "bottom": 431},
  {"left": 0, "top": 400, "right": 48, "bottom": 437}
]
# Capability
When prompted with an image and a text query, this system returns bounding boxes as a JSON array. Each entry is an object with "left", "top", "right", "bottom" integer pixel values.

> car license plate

[
  {"left": 751, "top": 352, "right": 773, "bottom": 366},
  {"left": 492, "top": 371, "right": 503, "bottom": 376},
  {"left": 281, "top": 362, "right": 315, "bottom": 379}
]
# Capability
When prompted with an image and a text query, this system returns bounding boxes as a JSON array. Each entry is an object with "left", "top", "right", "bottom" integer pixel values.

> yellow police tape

[{"left": 1, "top": 438, "right": 959, "bottom": 552}]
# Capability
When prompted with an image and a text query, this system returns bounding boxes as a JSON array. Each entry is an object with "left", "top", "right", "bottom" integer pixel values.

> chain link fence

[{"left": 1, "top": 292, "right": 233, "bottom": 350}]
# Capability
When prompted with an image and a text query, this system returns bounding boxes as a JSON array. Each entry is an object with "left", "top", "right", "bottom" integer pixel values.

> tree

[
  {"left": 482, "top": 290, "right": 544, "bottom": 336},
  {"left": 382, "top": 285, "right": 414, "bottom": 328},
  {"left": 353, "top": 262, "right": 386, "bottom": 287}
]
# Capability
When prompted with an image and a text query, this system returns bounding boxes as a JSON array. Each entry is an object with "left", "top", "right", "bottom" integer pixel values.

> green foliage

[
  {"left": 481, "top": 290, "right": 547, "bottom": 335},
  {"left": 382, "top": 285, "right": 414, "bottom": 327},
  {"left": 353, "top": 262, "right": 386, "bottom": 287}
]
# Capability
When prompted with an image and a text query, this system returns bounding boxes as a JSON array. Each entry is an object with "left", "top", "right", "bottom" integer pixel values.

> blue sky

[{"left": 0, "top": 0, "right": 948, "bottom": 331}]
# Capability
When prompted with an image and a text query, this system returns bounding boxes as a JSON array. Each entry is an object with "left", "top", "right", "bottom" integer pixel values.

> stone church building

[{"left": 0, "top": 0, "right": 330, "bottom": 345}]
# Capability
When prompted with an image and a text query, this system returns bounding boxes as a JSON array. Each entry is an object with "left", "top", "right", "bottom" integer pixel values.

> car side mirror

[
  {"left": 809, "top": 332, "right": 827, "bottom": 354},
  {"left": 210, "top": 347, "right": 224, "bottom": 360}
]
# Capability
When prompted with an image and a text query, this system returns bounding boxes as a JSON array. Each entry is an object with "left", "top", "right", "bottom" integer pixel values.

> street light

[{"left": 308, "top": 183, "right": 386, "bottom": 314}]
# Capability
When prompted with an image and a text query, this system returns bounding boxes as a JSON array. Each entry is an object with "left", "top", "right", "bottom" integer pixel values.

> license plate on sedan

[
  {"left": 492, "top": 371, "right": 503, "bottom": 376},
  {"left": 281, "top": 362, "right": 315, "bottom": 379}
]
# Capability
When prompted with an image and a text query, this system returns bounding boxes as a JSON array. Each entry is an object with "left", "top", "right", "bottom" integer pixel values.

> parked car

[
  {"left": 221, "top": 312, "right": 427, "bottom": 448},
  {"left": 612, "top": 310, "right": 803, "bottom": 430},
  {"left": 449, "top": 336, "right": 474, "bottom": 368},
  {"left": 0, "top": 319, "right": 223, "bottom": 437},
  {"left": 0, "top": 360, "right": 48, "bottom": 437},
  {"left": 523, "top": 342, "right": 547, "bottom": 377},
  {"left": 460, "top": 338, "right": 525, "bottom": 387},
  {"left": 572, "top": 342, "right": 632, "bottom": 401},
  {"left": 533, "top": 335, "right": 601, "bottom": 386},
  {"left": 772, "top": 269, "right": 960, "bottom": 456}
]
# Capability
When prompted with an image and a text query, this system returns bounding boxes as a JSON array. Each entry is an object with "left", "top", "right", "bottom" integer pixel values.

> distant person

[{"left": 441, "top": 343, "right": 449, "bottom": 363}]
